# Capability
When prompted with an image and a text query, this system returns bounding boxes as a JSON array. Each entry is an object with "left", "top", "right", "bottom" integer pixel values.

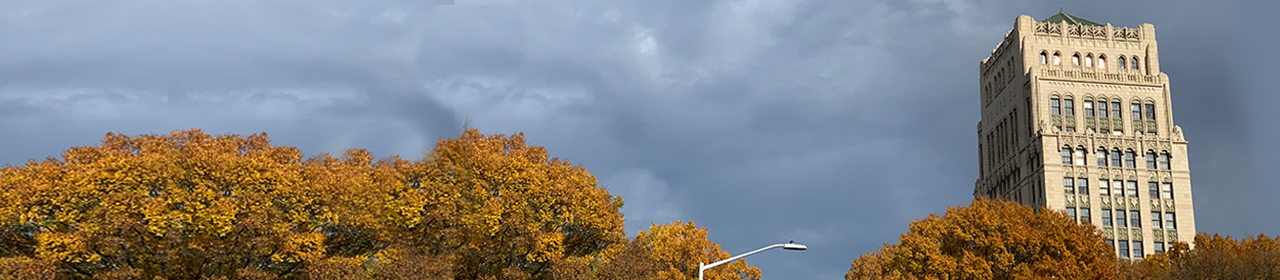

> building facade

[{"left": 974, "top": 13, "right": 1196, "bottom": 259}]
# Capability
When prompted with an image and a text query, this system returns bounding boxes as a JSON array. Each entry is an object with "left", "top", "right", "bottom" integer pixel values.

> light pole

[{"left": 698, "top": 241, "right": 807, "bottom": 280}]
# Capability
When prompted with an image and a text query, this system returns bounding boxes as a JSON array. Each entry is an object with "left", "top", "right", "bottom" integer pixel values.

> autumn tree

[
  {"left": 552, "top": 221, "right": 762, "bottom": 280},
  {"left": 0, "top": 129, "right": 741, "bottom": 279},
  {"left": 1119, "top": 233, "right": 1280, "bottom": 280},
  {"left": 846, "top": 198, "right": 1117, "bottom": 280}
]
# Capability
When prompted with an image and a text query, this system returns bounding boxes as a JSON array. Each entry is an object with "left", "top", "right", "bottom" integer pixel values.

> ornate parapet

[
  {"left": 1033, "top": 22, "right": 1141, "bottom": 40},
  {"left": 1038, "top": 68, "right": 1163, "bottom": 85}
]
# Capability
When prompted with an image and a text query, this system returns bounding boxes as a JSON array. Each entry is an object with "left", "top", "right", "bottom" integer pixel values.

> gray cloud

[{"left": 2, "top": 1, "right": 1277, "bottom": 279}]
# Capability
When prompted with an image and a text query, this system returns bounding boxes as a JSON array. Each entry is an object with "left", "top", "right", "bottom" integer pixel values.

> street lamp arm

[{"left": 702, "top": 244, "right": 784, "bottom": 270}]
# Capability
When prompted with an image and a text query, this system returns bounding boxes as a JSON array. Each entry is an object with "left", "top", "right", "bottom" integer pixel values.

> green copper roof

[{"left": 1040, "top": 11, "right": 1103, "bottom": 26}]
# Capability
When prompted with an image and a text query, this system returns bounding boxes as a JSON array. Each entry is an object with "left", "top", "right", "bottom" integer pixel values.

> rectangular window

[
  {"left": 1130, "top": 210, "right": 1141, "bottom": 227},
  {"left": 1062, "top": 148, "right": 1072, "bottom": 164},
  {"left": 1065, "top": 127, "right": 1076, "bottom": 132},
  {"left": 1101, "top": 210, "right": 1113, "bottom": 226},
  {"left": 1146, "top": 153, "right": 1157, "bottom": 169},
  {"left": 1097, "top": 149, "right": 1107, "bottom": 166},
  {"left": 1112, "top": 150, "right": 1122, "bottom": 166},
  {"left": 1116, "top": 210, "right": 1127, "bottom": 227},
  {"left": 1152, "top": 211, "right": 1162, "bottom": 228},
  {"left": 1051, "top": 99, "right": 1061, "bottom": 115},
  {"left": 1098, "top": 102, "right": 1109, "bottom": 117},
  {"left": 1067, "top": 208, "right": 1077, "bottom": 222},
  {"left": 1162, "top": 183, "right": 1173, "bottom": 199},
  {"left": 1081, "top": 208, "right": 1092, "bottom": 223},
  {"left": 1065, "top": 100, "right": 1075, "bottom": 115},
  {"left": 1124, "top": 151, "right": 1136, "bottom": 168},
  {"left": 1119, "top": 241, "right": 1130, "bottom": 257},
  {"left": 1064, "top": 177, "right": 1075, "bottom": 194},
  {"left": 1131, "top": 103, "right": 1142, "bottom": 119},
  {"left": 1084, "top": 101, "right": 1094, "bottom": 116},
  {"left": 1099, "top": 180, "right": 1111, "bottom": 196},
  {"left": 1114, "top": 180, "right": 1125, "bottom": 197},
  {"left": 1133, "top": 241, "right": 1144, "bottom": 258},
  {"left": 1078, "top": 178, "right": 1089, "bottom": 195},
  {"left": 1145, "top": 104, "right": 1155, "bottom": 119},
  {"left": 1126, "top": 181, "right": 1138, "bottom": 198},
  {"left": 1148, "top": 131, "right": 1157, "bottom": 137},
  {"left": 1155, "top": 242, "right": 1165, "bottom": 254},
  {"left": 1166, "top": 213, "right": 1176, "bottom": 229},
  {"left": 1100, "top": 129, "right": 1110, "bottom": 134},
  {"left": 1149, "top": 182, "right": 1159, "bottom": 198},
  {"left": 1159, "top": 153, "right": 1170, "bottom": 170},
  {"left": 1111, "top": 102, "right": 1122, "bottom": 118}
]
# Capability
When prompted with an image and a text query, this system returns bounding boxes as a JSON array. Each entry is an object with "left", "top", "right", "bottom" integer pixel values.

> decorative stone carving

[
  {"left": 1079, "top": 195, "right": 1090, "bottom": 208},
  {"left": 1118, "top": 228, "right": 1129, "bottom": 240},
  {"left": 1150, "top": 199, "right": 1161, "bottom": 211},
  {"left": 1101, "top": 198, "right": 1112, "bottom": 209},
  {"left": 1104, "top": 227, "right": 1115, "bottom": 238},
  {"left": 1130, "top": 198, "right": 1140, "bottom": 209},
  {"left": 1065, "top": 195, "right": 1076, "bottom": 207},
  {"left": 1132, "top": 229, "right": 1143, "bottom": 241},
  {"left": 1164, "top": 199, "right": 1175, "bottom": 211},
  {"left": 1152, "top": 229, "right": 1164, "bottom": 242},
  {"left": 1112, "top": 197, "right": 1125, "bottom": 210},
  {"left": 1173, "top": 125, "right": 1184, "bottom": 141},
  {"left": 1167, "top": 230, "right": 1178, "bottom": 242}
]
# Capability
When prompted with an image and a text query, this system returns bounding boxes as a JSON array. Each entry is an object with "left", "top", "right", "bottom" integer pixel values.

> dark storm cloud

[{"left": 2, "top": 1, "right": 1277, "bottom": 279}]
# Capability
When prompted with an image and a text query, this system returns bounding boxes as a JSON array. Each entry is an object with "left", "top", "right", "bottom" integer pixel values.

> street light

[{"left": 698, "top": 241, "right": 807, "bottom": 280}]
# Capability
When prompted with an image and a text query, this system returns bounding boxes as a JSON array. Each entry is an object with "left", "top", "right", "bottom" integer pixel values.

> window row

[
  {"left": 1109, "top": 240, "right": 1167, "bottom": 258},
  {"left": 1063, "top": 177, "right": 1174, "bottom": 199},
  {"left": 1050, "top": 97, "right": 1156, "bottom": 120},
  {"left": 1093, "top": 209, "right": 1178, "bottom": 229},
  {"left": 1061, "top": 146, "right": 1172, "bottom": 170},
  {"left": 1040, "top": 51, "right": 1141, "bottom": 71}
]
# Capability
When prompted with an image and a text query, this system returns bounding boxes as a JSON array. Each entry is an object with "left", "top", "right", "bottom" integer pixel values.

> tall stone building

[{"left": 974, "top": 12, "right": 1196, "bottom": 259}]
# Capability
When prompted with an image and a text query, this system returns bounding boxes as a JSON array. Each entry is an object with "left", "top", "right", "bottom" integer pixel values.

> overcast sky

[{"left": 2, "top": 1, "right": 1277, "bottom": 279}]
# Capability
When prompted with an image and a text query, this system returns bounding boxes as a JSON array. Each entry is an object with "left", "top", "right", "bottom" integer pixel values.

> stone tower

[{"left": 974, "top": 12, "right": 1196, "bottom": 259}]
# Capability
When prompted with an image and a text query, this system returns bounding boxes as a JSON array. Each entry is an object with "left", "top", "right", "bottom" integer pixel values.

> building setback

[{"left": 974, "top": 12, "right": 1196, "bottom": 259}]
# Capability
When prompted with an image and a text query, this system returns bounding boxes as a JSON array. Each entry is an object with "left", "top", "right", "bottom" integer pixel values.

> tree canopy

[
  {"left": 1118, "top": 233, "right": 1280, "bottom": 280},
  {"left": 846, "top": 198, "right": 1117, "bottom": 280},
  {"left": 0, "top": 129, "right": 757, "bottom": 279}
]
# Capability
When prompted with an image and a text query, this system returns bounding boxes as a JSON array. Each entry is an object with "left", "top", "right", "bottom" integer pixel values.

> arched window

[
  {"left": 1111, "top": 148, "right": 1122, "bottom": 166},
  {"left": 1159, "top": 152, "right": 1171, "bottom": 170},
  {"left": 1118, "top": 56, "right": 1127, "bottom": 69},
  {"left": 1097, "top": 99, "right": 1109, "bottom": 118},
  {"left": 1145, "top": 102, "right": 1156, "bottom": 120},
  {"left": 1097, "top": 147, "right": 1108, "bottom": 166},
  {"left": 1124, "top": 149, "right": 1136, "bottom": 168},
  {"left": 1062, "top": 146, "right": 1072, "bottom": 164},
  {"left": 1072, "top": 54, "right": 1081, "bottom": 66},
  {"left": 1054, "top": 52, "right": 1062, "bottom": 65},
  {"left": 1040, "top": 52, "right": 1048, "bottom": 64},
  {"left": 1075, "top": 146, "right": 1087, "bottom": 165},
  {"left": 1064, "top": 98, "right": 1075, "bottom": 115},
  {"left": 1145, "top": 150, "right": 1157, "bottom": 169},
  {"left": 1131, "top": 101, "right": 1142, "bottom": 119},
  {"left": 1111, "top": 100, "right": 1122, "bottom": 118},
  {"left": 1099, "top": 55, "right": 1107, "bottom": 69},
  {"left": 1132, "top": 57, "right": 1140, "bottom": 69},
  {"left": 1085, "top": 55, "right": 1093, "bottom": 67},
  {"left": 1051, "top": 97, "right": 1061, "bottom": 114},
  {"left": 1083, "top": 98, "right": 1094, "bottom": 116}
]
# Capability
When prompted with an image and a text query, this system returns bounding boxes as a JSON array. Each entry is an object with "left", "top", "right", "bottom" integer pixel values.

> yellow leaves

[
  {"left": 0, "top": 128, "right": 714, "bottom": 280},
  {"left": 34, "top": 232, "right": 97, "bottom": 263},
  {"left": 848, "top": 198, "right": 1116, "bottom": 280}
]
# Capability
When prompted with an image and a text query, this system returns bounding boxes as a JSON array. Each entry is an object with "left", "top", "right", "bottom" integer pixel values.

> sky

[{"left": 2, "top": 0, "right": 1277, "bottom": 279}]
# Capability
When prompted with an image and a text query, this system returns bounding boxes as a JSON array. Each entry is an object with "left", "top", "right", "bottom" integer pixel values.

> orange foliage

[
  {"left": 846, "top": 198, "right": 1117, "bottom": 280},
  {"left": 1121, "top": 233, "right": 1280, "bottom": 280},
  {"left": 0, "top": 129, "right": 735, "bottom": 279}
]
